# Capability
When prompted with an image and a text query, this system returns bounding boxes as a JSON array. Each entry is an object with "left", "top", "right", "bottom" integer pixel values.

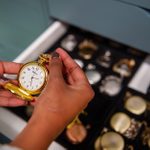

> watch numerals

[
  {"left": 36, "top": 67, "right": 39, "bottom": 71},
  {"left": 22, "top": 76, "right": 25, "bottom": 79},
  {"left": 19, "top": 63, "right": 47, "bottom": 92}
]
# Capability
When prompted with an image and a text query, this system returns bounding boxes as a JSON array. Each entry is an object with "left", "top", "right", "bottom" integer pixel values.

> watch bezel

[{"left": 18, "top": 61, "right": 48, "bottom": 95}]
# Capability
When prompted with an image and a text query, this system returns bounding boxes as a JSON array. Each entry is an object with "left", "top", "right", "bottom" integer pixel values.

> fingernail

[
  {"left": 51, "top": 51, "right": 60, "bottom": 59},
  {"left": 0, "top": 75, "right": 9, "bottom": 86}
]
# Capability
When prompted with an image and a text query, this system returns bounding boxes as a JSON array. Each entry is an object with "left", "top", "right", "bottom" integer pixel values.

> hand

[
  {"left": 33, "top": 48, "right": 94, "bottom": 125},
  {"left": 0, "top": 62, "right": 27, "bottom": 106},
  {"left": 10, "top": 48, "right": 94, "bottom": 150}
]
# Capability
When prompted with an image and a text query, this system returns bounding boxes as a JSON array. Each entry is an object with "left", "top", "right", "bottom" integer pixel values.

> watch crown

[{"left": 38, "top": 54, "right": 51, "bottom": 64}]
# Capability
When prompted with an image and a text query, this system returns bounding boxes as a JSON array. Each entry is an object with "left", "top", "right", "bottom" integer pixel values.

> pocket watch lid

[
  {"left": 4, "top": 83, "right": 33, "bottom": 101},
  {"left": 125, "top": 96, "right": 147, "bottom": 115},
  {"left": 99, "top": 132, "right": 124, "bottom": 150},
  {"left": 110, "top": 112, "right": 131, "bottom": 134}
]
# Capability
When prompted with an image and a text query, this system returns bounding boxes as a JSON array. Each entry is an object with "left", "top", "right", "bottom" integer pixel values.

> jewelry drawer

[{"left": 1, "top": 21, "right": 150, "bottom": 150}]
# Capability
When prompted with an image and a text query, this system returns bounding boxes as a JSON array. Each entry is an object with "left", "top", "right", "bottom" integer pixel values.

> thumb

[{"left": 49, "top": 51, "right": 64, "bottom": 80}]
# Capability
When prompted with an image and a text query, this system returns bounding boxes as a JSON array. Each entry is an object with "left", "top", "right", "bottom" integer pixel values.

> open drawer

[
  {"left": 0, "top": 20, "right": 150, "bottom": 150},
  {"left": 0, "top": 21, "right": 68, "bottom": 150}
]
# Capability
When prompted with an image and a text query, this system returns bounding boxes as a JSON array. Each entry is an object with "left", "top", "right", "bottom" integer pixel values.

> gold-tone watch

[
  {"left": 78, "top": 39, "right": 97, "bottom": 60},
  {"left": 4, "top": 54, "right": 50, "bottom": 101}
]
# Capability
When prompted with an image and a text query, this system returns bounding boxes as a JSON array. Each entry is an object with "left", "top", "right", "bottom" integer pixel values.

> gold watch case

[
  {"left": 110, "top": 112, "right": 141, "bottom": 139},
  {"left": 110, "top": 112, "right": 131, "bottom": 134},
  {"left": 4, "top": 82, "right": 34, "bottom": 100},
  {"left": 18, "top": 61, "right": 48, "bottom": 95},
  {"left": 3, "top": 54, "right": 50, "bottom": 101},
  {"left": 125, "top": 96, "right": 147, "bottom": 115},
  {"left": 94, "top": 131, "right": 124, "bottom": 150}
]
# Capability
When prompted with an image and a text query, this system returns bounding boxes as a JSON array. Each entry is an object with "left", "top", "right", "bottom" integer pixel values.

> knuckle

[
  {"left": 50, "top": 59, "right": 61, "bottom": 67},
  {"left": 82, "top": 84, "right": 95, "bottom": 101},
  {"left": 52, "top": 76, "right": 61, "bottom": 83}
]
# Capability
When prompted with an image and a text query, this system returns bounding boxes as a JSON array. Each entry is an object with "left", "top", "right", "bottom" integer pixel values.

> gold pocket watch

[{"left": 4, "top": 54, "right": 51, "bottom": 101}]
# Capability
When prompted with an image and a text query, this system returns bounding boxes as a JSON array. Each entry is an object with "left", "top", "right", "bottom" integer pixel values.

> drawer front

[
  {"left": 49, "top": 0, "right": 150, "bottom": 54},
  {"left": 0, "top": 0, "right": 51, "bottom": 61},
  {"left": 115, "top": 0, "right": 150, "bottom": 9}
]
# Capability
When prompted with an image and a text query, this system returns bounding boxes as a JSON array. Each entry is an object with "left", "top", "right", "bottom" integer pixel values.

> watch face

[{"left": 18, "top": 62, "right": 48, "bottom": 94}]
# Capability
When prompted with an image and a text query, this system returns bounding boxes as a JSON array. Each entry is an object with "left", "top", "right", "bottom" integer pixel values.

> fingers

[
  {"left": 56, "top": 48, "right": 88, "bottom": 83},
  {"left": 0, "top": 90, "right": 14, "bottom": 97},
  {"left": 0, "top": 96, "right": 27, "bottom": 107},
  {"left": 0, "top": 89, "right": 27, "bottom": 106},
  {"left": 0, "top": 61, "right": 22, "bottom": 74},
  {"left": 48, "top": 52, "right": 64, "bottom": 81}
]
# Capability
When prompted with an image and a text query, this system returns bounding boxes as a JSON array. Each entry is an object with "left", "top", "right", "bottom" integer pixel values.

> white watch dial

[{"left": 19, "top": 63, "right": 46, "bottom": 92}]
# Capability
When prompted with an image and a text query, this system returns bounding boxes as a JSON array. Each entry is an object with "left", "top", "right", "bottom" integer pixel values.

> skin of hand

[
  {"left": 11, "top": 48, "right": 95, "bottom": 150},
  {"left": 0, "top": 62, "right": 27, "bottom": 106}
]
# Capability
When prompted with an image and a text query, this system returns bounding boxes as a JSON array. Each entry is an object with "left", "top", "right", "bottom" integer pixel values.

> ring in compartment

[
  {"left": 96, "top": 50, "right": 112, "bottom": 68},
  {"left": 113, "top": 59, "right": 135, "bottom": 77},
  {"left": 61, "top": 34, "right": 77, "bottom": 52},
  {"left": 78, "top": 39, "right": 98, "bottom": 60}
]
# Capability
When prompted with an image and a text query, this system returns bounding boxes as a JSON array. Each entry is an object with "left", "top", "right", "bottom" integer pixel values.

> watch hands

[
  {"left": 32, "top": 76, "right": 39, "bottom": 80},
  {"left": 32, "top": 71, "right": 38, "bottom": 75},
  {"left": 30, "top": 76, "right": 34, "bottom": 86}
]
